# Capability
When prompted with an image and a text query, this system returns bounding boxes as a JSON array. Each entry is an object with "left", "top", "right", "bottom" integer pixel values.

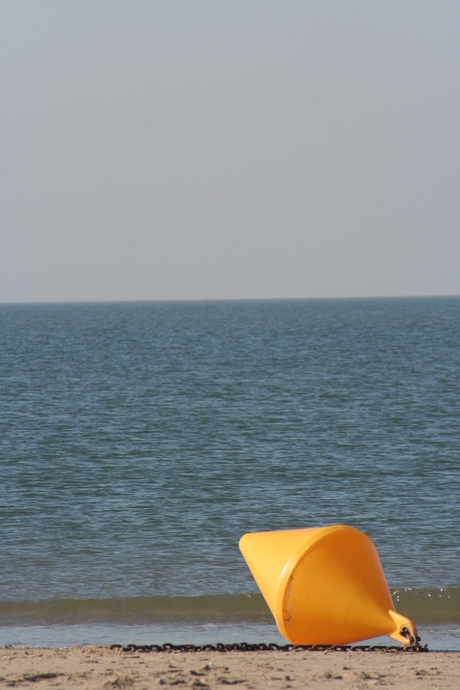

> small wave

[
  {"left": 391, "top": 588, "right": 460, "bottom": 625},
  {"left": 1, "top": 588, "right": 459, "bottom": 627},
  {"left": 0, "top": 595, "right": 272, "bottom": 626}
]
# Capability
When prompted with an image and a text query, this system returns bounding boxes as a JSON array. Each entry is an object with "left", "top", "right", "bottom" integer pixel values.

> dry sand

[
  {"left": 1, "top": 646, "right": 459, "bottom": 689},
  {"left": 0, "top": 645, "right": 460, "bottom": 690}
]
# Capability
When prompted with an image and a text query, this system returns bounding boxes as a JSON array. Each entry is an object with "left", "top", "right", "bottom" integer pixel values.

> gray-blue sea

[{"left": 1, "top": 298, "right": 459, "bottom": 650}]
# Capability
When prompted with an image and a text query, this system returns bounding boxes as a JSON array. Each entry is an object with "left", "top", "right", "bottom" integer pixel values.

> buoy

[{"left": 239, "top": 525, "right": 417, "bottom": 645}]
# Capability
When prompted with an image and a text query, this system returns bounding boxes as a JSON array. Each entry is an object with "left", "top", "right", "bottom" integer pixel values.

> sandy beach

[{"left": 1, "top": 646, "right": 459, "bottom": 689}]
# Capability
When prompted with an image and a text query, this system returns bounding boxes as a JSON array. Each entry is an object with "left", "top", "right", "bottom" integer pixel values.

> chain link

[
  {"left": 110, "top": 641, "right": 428, "bottom": 654},
  {"left": 399, "top": 626, "right": 420, "bottom": 646}
]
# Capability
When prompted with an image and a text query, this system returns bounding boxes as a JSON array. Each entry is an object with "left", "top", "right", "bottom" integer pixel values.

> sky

[{"left": 1, "top": 0, "right": 459, "bottom": 302}]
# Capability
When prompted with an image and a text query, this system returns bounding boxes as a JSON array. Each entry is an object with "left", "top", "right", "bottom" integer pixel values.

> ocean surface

[{"left": 1, "top": 298, "right": 459, "bottom": 650}]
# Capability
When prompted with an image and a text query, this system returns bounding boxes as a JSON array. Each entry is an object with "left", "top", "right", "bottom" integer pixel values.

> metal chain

[
  {"left": 110, "top": 641, "right": 428, "bottom": 654},
  {"left": 399, "top": 626, "right": 420, "bottom": 646}
]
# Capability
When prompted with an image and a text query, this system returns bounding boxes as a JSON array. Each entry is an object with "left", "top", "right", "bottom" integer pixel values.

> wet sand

[{"left": 1, "top": 645, "right": 459, "bottom": 689}]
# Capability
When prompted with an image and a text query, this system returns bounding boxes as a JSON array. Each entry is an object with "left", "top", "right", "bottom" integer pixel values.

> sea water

[{"left": 1, "top": 298, "right": 459, "bottom": 649}]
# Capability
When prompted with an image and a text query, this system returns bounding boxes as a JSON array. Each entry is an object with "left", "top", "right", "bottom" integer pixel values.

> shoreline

[
  {"left": 1, "top": 645, "right": 460, "bottom": 689},
  {"left": 2, "top": 622, "right": 460, "bottom": 653}
]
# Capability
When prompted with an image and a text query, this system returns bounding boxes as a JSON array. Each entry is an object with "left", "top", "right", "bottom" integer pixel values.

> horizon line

[{"left": 1, "top": 294, "right": 459, "bottom": 307}]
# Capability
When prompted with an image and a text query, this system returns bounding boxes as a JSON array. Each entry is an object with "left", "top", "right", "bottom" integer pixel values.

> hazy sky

[{"left": 1, "top": 0, "right": 459, "bottom": 302}]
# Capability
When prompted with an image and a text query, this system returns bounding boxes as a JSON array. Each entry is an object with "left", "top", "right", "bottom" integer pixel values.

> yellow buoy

[{"left": 239, "top": 525, "right": 417, "bottom": 645}]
